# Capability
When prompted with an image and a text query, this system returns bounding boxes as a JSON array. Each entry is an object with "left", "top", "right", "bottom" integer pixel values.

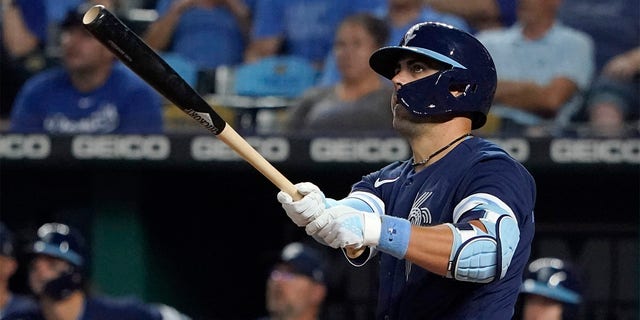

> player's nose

[{"left": 391, "top": 72, "right": 410, "bottom": 91}]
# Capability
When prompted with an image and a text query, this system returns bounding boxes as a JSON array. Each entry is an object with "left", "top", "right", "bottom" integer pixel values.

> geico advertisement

[{"left": 0, "top": 135, "right": 639, "bottom": 164}]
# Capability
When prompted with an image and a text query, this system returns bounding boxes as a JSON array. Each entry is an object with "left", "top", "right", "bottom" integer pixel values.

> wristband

[
  {"left": 362, "top": 213, "right": 382, "bottom": 246},
  {"left": 377, "top": 215, "right": 411, "bottom": 259}
]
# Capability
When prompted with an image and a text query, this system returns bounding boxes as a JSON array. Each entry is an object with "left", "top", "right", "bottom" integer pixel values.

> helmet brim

[
  {"left": 370, "top": 45, "right": 467, "bottom": 80},
  {"left": 521, "top": 279, "right": 581, "bottom": 304},
  {"left": 33, "top": 241, "right": 84, "bottom": 267}
]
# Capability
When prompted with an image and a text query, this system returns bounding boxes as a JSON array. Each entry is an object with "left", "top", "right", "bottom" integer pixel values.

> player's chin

[{"left": 393, "top": 103, "right": 415, "bottom": 121}]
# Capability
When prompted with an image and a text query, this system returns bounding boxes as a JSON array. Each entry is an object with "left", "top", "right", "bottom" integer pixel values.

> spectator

[
  {"left": 9, "top": 3, "right": 164, "bottom": 134},
  {"left": 281, "top": 13, "right": 394, "bottom": 136},
  {"left": 557, "top": 0, "right": 639, "bottom": 74},
  {"left": 319, "top": 0, "right": 472, "bottom": 86},
  {"left": 576, "top": 47, "right": 640, "bottom": 137},
  {"left": 1, "top": 0, "right": 49, "bottom": 122},
  {"left": 257, "top": 241, "right": 328, "bottom": 320},
  {"left": 384, "top": 0, "right": 471, "bottom": 46},
  {"left": 143, "top": 0, "right": 253, "bottom": 92},
  {"left": 4, "top": 222, "right": 191, "bottom": 320},
  {"left": 474, "top": 0, "right": 595, "bottom": 136},
  {"left": 424, "top": 0, "right": 517, "bottom": 33},
  {"left": 0, "top": 221, "right": 37, "bottom": 318},
  {"left": 43, "top": 0, "right": 84, "bottom": 25},
  {"left": 556, "top": 0, "right": 639, "bottom": 137},
  {"left": 43, "top": 0, "right": 123, "bottom": 60},
  {"left": 243, "top": 0, "right": 381, "bottom": 71},
  {"left": 518, "top": 257, "right": 583, "bottom": 320}
]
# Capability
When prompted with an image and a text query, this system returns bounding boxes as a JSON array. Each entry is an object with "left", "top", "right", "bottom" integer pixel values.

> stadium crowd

[{"left": 1, "top": 0, "right": 638, "bottom": 137}]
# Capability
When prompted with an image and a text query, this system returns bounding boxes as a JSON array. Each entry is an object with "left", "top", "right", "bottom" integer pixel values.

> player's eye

[{"left": 410, "top": 62, "right": 426, "bottom": 74}]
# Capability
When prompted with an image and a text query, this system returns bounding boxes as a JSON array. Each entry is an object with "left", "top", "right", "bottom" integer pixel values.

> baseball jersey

[
  {"left": 9, "top": 63, "right": 164, "bottom": 134},
  {"left": 0, "top": 294, "right": 38, "bottom": 319},
  {"left": 3, "top": 295, "right": 164, "bottom": 320},
  {"left": 349, "top": 137, "right": 536, "bottom": 319},
  {"left": 154, "top": 0, "right": 251, "bottom": 69},
  {"left": 250, "top": 0, "right": 381, "bottom": 66}
]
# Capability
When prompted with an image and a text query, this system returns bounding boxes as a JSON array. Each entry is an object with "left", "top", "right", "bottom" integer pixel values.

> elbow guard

[{"left": 446, "top": 194, "right": 520, "bottom": 283}]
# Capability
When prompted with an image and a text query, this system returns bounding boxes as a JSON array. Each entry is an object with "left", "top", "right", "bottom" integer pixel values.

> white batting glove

[
  {"left": 306, "top": 205, "right": 382, "bottom": 249},
  {"left": 277, "top": 182, "right": 326, "bottom": 227}
]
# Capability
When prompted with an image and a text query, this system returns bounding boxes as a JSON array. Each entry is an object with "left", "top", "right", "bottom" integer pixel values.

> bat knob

[{"left": 346, "top": 246, "right": 366, "bottom": 259}]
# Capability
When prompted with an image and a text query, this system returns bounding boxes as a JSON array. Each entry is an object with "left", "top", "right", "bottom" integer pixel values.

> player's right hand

[{"left": 277, "top": 182, "right": 326, "bottom": 227}]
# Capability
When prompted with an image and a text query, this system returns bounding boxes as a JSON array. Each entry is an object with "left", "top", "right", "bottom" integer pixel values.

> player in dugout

[
  {"left": 3, "top": 222, "right": 190, "bottom": 320},
  {"left": 277, "top": 21, "right": 536, "bottom": 319}
]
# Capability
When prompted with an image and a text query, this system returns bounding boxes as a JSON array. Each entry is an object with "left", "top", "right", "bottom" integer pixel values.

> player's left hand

[{"left": 307, "top": 205, "right": 382, "bottom": 249}]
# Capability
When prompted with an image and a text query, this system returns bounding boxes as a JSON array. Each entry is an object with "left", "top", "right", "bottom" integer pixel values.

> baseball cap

[
  {"left": 277, "top": 242, "right": 326, "bottom": 285},
  {"left": 521, "top": 257, "right": 581, "bottom": 305},
  {"left": 0, "top": 221, "right": 15, "bottom": 257},
  {"left": 60, "top": 3, "right": 94, "bottom": 29}
]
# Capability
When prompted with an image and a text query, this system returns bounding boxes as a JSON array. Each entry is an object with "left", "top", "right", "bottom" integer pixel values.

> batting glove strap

[
  {"left": 377, "top": 216, "right": 411, "bottom": 259},
  {"left": 362, "top": 212, "right": 382, "bottom": 247}
]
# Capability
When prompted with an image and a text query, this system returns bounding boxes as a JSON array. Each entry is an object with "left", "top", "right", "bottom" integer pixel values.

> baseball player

[
  {"left": 3, "top": 222, "right": 190, "bottom": 320},
  {"left": 257, "top": 242, "right": 328, "bottom": 320},
  {"left": 277, "top": 22, "right": 536, "bottom": 319},
  {"left": 519, "top": 257, "right": 582, "bottom": 320}
]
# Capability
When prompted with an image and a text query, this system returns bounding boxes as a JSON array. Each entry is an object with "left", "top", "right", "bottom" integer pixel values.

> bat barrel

[
  {"left": 82, "top": 5, "right": 226, "bottom": 134},
  {"left": 82, "top": 5, "right": 365, "bottom": 259}
]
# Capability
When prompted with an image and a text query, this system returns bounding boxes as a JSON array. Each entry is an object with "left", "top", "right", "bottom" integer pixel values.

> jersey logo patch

[
  {"left": 374, "top": 177, "right": 399, "bottom": 188},
  {"left": 406, "top": 192, "right": 433, "bottom": 279}
]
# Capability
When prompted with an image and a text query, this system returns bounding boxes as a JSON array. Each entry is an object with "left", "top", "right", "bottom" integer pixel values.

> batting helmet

[
  {"left": 31, "top": 222, "right": 87, "bottom": 300},
  {"left": 369, "top": 22, "right": 497, "bottom": 129},
  {"left": 521, "top": 257, "right": 582, "bottom": 305},
  {"left": 33, "top": 222, "right": 86, "bottom": 268}
]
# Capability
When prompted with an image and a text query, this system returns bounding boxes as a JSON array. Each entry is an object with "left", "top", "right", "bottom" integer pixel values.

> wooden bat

[{"left": 82, "top": 5, "right": 365, "bottom": 258}]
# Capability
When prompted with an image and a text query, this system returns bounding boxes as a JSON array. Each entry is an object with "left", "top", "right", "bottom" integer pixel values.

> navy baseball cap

[
  {"left": 31, "top": 223, "right": 86, "bottom": 268},
  {"left": 521, "top": 257, "right": 581, "bottom": 304},
  {"left": 61, "top": 3, "right": 93, "bottom": 29},
  {"left": 278, "top": 242, "right": 326, "bottom": 285},
  {"left": 0, "top": 222, "right": 15, "bottom": 257}
]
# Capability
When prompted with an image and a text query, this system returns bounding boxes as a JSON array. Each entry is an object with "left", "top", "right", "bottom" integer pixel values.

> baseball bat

[{"left": 82, "top": 5, "right": 365, "bottom": 258}]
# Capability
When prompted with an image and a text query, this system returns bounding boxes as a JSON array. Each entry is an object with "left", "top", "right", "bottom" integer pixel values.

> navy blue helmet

[
  {"left": 369, "top": 22, "right": 497, "bottom": 129},
  {"left": 521, "top": 257, "right": 582, "bottom": 305},
  {"left": 33, "top": 222, "right": 86, "bottom": 268}
]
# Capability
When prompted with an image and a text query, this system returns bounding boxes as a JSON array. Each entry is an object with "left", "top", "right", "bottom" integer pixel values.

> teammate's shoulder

[
  {"left": 89, "top": 294, "right": 147, "bottom": 308},
  {"left": 2, "top": 307, "right": 43, "bottom": 320},
  {"left": 86, "top": 295, "right": 162, "bottom": 319}
]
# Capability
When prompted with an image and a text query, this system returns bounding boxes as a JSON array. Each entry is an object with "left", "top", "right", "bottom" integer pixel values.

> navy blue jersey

[
  {"left": 1, "top": 294, "right": 38, "bottom": 319},
  {"left": 351, "top": 137, "right": 536, "bottom": 320},
  {"left": 3, "top": 295, "right": 163, "bottom": 320}
]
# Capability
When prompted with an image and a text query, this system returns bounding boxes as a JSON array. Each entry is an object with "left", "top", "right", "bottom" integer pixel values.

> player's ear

[{"left": 2, "top": 258, "right": 18, "bottom": 277}]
